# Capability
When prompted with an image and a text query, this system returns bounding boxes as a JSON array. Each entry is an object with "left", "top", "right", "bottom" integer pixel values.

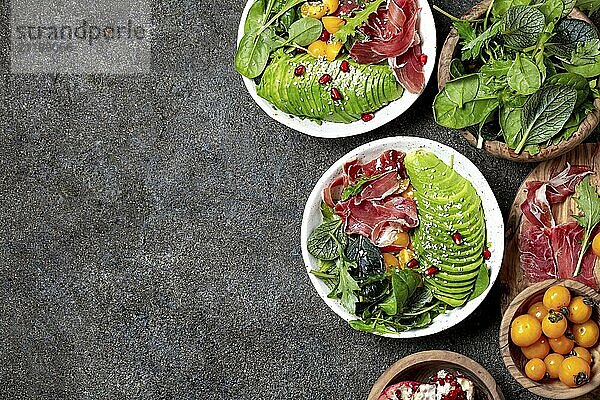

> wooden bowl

[
  {"left": 368, "top": 350, "right": 505, "bottom": 400},
  {"left": 437, "top": 0, "right": 600, "bottom": 163},
  {"left": 500, "top": 279, "right": 600, "bottom": 399}
]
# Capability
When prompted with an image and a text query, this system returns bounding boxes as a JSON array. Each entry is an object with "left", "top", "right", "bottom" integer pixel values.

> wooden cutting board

[{"left": 500, "top": 143, "right": 600, "bottom": 400}]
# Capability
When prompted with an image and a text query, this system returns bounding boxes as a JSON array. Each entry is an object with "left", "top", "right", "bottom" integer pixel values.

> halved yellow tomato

[{"left": 322, "top": 16, "right": 345, "bottom": 33}]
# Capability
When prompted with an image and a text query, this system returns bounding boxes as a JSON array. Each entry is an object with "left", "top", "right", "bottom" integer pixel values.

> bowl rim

[
  {"left": 367, "top": 350, "right": 505, "bottom": 400},
  {"left": 236, "top": 0, "right": 437, "bottom": 138},
  {"left": 436, "top": 0, "right": 600, "bottom": 163},
  {"left": 499, "top": 278, "right": 600, "bottom": 399},
  {"left": 300, "top": 136, "right": 505, "bottom": 338}
]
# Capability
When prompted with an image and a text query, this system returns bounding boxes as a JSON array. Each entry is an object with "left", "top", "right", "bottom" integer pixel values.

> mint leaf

[{"left": 334, "top": 0, "right": 385, "bottom": 43}]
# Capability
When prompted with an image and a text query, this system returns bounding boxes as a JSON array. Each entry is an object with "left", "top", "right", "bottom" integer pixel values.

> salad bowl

[
  {"left": 236, "top": 0, "right": 437, "bottom": 138},
  {"left": 437, "top": 0, "right": 600, "bottom": 163},
  {"left": 301, "top": 136, "right": 504, "bottom": 338}
]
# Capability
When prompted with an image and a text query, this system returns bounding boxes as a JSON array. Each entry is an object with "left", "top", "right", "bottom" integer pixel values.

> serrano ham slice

[{"left": 518, "top": 164, "right": 597, "bottom": 288}]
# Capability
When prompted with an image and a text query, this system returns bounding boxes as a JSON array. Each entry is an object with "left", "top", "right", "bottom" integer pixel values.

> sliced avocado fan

[
  {"left": 257, "top": 54, "right": 403, "bottom": 123},
  {"left": 404, "top": 150, "right": 487, "bottom": 308}
]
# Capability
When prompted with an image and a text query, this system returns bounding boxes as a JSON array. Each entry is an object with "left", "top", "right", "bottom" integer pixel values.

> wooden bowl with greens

[{"left": 436, "top": 0, "right": 600, "bottom": 163}]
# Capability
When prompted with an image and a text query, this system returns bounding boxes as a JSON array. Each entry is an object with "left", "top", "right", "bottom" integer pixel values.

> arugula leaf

[
  {"left": 507, "top": 53, "right": 541, "bottom": 95},
  {"left": 461, "top": 22, "right": 502, "bottom": 60},
  {"left": 307, "top": 219, "right": 343, "bottom": 260},
  {"left": 334, "top": 0, "right": 385, "bottom": 43},
  {"left": 329, "top": 256, "right": 360, "bottom": 313},
  {"left": 340, "top": 173, "right": 384, "bottom": 201},
  {"left": 501, "top": 6, "right": 545, "bottom": 49},
  {"left": 573, "top": 177, "right": 600, "bottom": 277},
  {"left": 514, "top": 85, "right": 577, "bottom": 153},
  {"left": 346, "top": 235, "right": 383, "bottom": 278},
  {"left": 453, "top": 20, "right": 477, "bottom": 43}
]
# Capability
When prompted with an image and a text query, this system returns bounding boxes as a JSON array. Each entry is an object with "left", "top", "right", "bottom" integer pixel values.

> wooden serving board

[{"left": 501, "top": 143, "right": 600, "bottom": 399}]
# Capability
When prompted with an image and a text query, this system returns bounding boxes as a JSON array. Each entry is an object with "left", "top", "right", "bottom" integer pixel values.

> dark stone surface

[{"left": 1, "top": 0, "right": 599, "bottom": 399}]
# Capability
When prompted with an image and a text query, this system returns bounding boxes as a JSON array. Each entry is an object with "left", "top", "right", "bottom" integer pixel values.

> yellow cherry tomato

[
  {"left": 307, "top": 40, "right": 328, "bottom": 58},
  {"left": 573, "top": 320, "right": 600, "bottom": 348},
  {"left": 382, "top": 253, "right": 400, "bottom": 269},
  {"left": 325, "top": 41, "right": 343, "bottom": 61},
  {"left": 568, "top": 296, "right": 593, "bottom": 324},
  {"left": 571, "top": 347, "right": 593, "bottom": 364},
  {"left": 522, "top": 336, "right": 550, "bottom": 360},
  {"left": 525, "top": 358, "right": 547, "bottom": 381},
  {"left": 398, "top": 248, "right": 415, "bottom": 266},
  {"left": 511, "top": 314, "right": 543, "bottom": 347},
  {"left": 543, "top": 285, "right": 571, "bottom": 311},
  {"left": 549, "top": 335, "right": 575, "bottom": 355},
  {"left": 323, "top": 0, "right": 339, "bottom": 13},
  {"left": 528, "top": 302, "right": 549, "bottom": 322},
  {"left": 559, "top": 356, "right": 591, "bottom": 387},
  {"left": 544, "top": 353, "right": 565, "bottom": 379},
  {"left": 542, "top": 310, "right": 568, "bottom": 339},
  {"left": 301, "top": 2, "right": 328, "bottom": 18},
  {"left": 322, "top": 16, "right": 345, "bottom": 33},
  {"left": 393, "top": 232, "right": 411, "bottom": 248},
  {"left": 592, "top": 231, "right": 600, "bottom": 257}
]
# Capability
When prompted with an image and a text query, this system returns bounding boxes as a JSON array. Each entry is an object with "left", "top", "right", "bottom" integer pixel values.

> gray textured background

[{"left": 1, "top": 0, "right": 599, "bottom": 399}]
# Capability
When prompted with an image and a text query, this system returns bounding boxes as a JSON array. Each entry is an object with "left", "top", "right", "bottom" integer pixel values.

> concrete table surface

[{"left": 1, "top": 0, "right": 599, "bottom": 399}]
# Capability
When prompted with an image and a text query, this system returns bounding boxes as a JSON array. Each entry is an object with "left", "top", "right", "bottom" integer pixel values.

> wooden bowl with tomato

[{"left": 500, "top": 279, "right": 600, "bottom": 399}]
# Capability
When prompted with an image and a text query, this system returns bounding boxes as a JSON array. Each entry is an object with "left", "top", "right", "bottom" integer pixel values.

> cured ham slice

[
  {"left": 518, "top": 164, "right": 598, "bottom": 288},
  {"left": 348, "top": 0, "right": 425, "bottom": 94},
  {"left": 323, "top": 150, "right": 418, "bottom": 247},
  {"left": 335, "top": 195, "right": 418, "bottom": 246}
]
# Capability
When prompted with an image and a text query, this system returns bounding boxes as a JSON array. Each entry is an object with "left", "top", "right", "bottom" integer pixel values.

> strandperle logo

[{"left": 10, "top": 0, "right": 151, "bottom": 74}]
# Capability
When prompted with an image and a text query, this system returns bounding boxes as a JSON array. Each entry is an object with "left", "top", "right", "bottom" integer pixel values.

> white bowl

[
  {"left": 236, "top": 0, "right": 437, "bottom": 138},
  {"left": 301, "top": 137, "right": 504, "bottom": 338}
]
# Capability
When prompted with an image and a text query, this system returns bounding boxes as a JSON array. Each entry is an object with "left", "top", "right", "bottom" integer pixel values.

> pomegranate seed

[
  {"left": 407, "top": 258, "right": 419, "bottom": 269},
  {"left": 340, "top": 60, "right": 350, "bottom": 72},
  {"left": 318, "top": 74, "right": 331, "bottom": 84},
  {"left": 483, "top": 248, "right": 491, "bottom": 260},
  {"left": 294, "top": 65, "right": 305, "bottom": 76},
  {"left": 425, "top": 266, "right": 439, "bottom": 277},
  {"left": 452, "top": 231, "right": 463, "bottom": 245},
  {"left": 420, "top": 54, "right": 428, "bottom": 65},
  {"left": 330, "top": 88, "right": 342, "bottom": 101},
  {"left": 319, "top": 29, "right": 330, "bottom": 42},
  {"left": 296, "top": 48, "right": 306, "bottom": 54},
  {"left": 361, "top": 112, "right": 374, "bottom": 122}
]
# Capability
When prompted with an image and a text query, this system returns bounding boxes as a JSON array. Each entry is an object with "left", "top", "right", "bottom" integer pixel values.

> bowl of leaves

[{"left": 434, "top": 0, "right": 600, "bottom": 162}]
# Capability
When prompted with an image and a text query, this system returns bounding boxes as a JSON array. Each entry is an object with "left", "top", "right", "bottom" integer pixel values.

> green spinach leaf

[
  {"left": 507, "top": 53, "right": 541, "bottom": 94},
  {"left": 307, "top": 219, "right": 343, "bottom": 260},
  {"left": 539, "top": 0, "right": 565, "bottom": 22},
  {"left": 287, "top": 17, "right": 323, "bottom": 46},
  {"left": 514, "top": 85, "right": 577, "bottom": 153},
  {"left": 379, "top": 269, "right": 421, "bottom": 315},
  {"left": 501, "top": 6, "right": 545, "bottom": 49},
  {"left": 500, "top": 105, "right": 525, "bottom": 149},
  {"left": 493, "top": 0, "right": 532, "bottom": 16},
  {"left": 245, "top": 0, "right": 267, "bottom": 33},
  {"left": 569, "top": 39, "right": 600, "bottom": 66},
  {"left": 235, "top": 31, "right": 272, "bottom": 79}
]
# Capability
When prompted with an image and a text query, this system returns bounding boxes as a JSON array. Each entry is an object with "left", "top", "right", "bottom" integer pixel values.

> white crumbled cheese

[{"left": 457, "top": 377, "right": 475, "bottom": 400}]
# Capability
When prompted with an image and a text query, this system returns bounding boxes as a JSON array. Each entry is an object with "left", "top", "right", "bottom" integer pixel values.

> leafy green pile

[
  {"left": 235, "top": 0, "right": 321, "bottom": 79},
  {"left": 433, "top": 0, "right": 600, "bottom": 155},
  {"left": 307, "top": 203, "right": 447, "bottom": 335}
]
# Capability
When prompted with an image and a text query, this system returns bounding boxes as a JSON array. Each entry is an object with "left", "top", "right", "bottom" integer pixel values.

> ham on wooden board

[
  {"left": 323, "top": 150, "right": 419, "bottom": 247},
  {"left": 518, "top": 164, "right": 598, "bottom": 288},
  {"left": 348, "top": 0, "right": 425, "bottom": 94}
]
